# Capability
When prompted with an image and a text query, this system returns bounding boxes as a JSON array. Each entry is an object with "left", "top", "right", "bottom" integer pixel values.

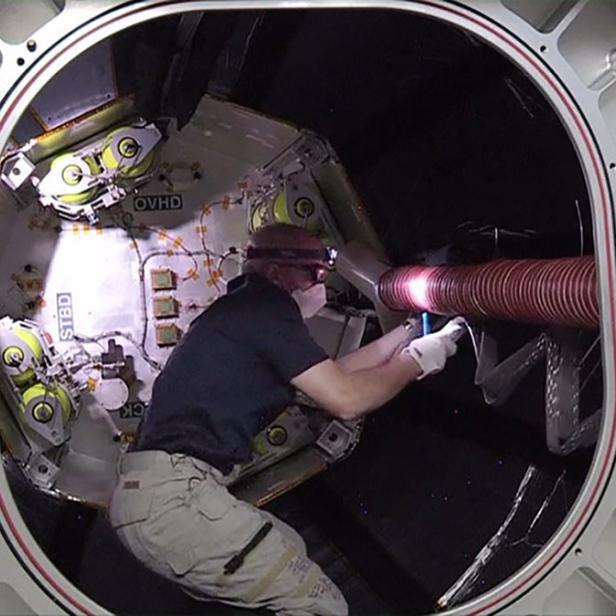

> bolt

[{"left": 27, "top": 40, "right": 37, "bottom": 52}]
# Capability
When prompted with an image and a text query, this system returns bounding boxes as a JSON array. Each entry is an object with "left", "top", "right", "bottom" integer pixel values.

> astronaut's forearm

[{"left": 336, "top": 323, "right": 411, "bottom": 373}]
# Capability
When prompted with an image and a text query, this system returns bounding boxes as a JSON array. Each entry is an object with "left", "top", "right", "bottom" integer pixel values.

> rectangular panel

[
  {"left": 0, "top": 0, "right": 64, "bottom": 45},
  {"left": 502, "top": 0, "right": 576, "bottom": 33},
  {"left": 594, "top": 510, "right": 616, "bottom": 578},
  {"left": 28, "top": 39, "right": 116, "bottom": 130},
  {"left": 559, "top": 2, "right": 616, "bottom": 90},
  {"left": 544, "top": 570, "right": 616, "bottom": 615},
  {"left": 191, "top": 96, "right": 300, "bottom": 168},
  {"left": 0, "top": 583, "right": 36, "bottom": 616}
]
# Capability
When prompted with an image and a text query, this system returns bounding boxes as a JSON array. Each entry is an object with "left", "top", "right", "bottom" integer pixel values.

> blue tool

[{"left": 421, "top": 312, "right": 431, "bottom": 336}]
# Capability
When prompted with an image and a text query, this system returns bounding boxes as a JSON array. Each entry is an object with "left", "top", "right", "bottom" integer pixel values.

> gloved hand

[{"left": 400, "top": 317, "right": 465, "bottom": 379}]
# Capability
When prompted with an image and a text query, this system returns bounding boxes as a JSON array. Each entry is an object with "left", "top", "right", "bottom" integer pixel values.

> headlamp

[
  {"left": 324, "top": 246, "right": 338, "bottom": 269},
  {"left": 245, "top": 246, "right": 337, "bottom": 270}
]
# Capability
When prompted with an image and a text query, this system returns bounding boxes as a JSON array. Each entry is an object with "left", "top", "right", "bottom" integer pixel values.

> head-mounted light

[
  {"left": 245, "top": 246, "right": 337, "bottom": 269},
  {"left": 323, "top": 246, "right": 338, "bottom": 269}
]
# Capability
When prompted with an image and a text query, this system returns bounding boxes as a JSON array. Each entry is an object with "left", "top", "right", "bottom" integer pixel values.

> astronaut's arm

[
  {"left": 292, "top": 318, "right": 462, "bottom": 420},
  {"left": 291, "top": 353, "right": 422, "bottom": 421},
  {"left": 336, "top": 322, "right": 413, "bottom": 373}
]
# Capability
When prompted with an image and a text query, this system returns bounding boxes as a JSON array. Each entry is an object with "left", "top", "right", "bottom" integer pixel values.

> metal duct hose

[{"left": 378, "top": 255, "right": 598, "bottom": 329}]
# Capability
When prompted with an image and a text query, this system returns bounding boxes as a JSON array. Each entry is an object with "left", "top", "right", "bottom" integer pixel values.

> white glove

[{"left": 400, "top": 317, "right": 465, "bottom": 379}]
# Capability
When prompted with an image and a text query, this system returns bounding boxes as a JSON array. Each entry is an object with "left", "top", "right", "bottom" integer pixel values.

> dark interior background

[
  {"left": 4, "top": 9, "right": 599, "bottom": 616},
  {"left": 123, "top": 9, "right": 593, "bottom": 262}
]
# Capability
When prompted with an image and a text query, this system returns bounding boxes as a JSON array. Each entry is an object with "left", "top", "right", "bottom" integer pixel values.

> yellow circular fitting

[
  {"left": 272, "top": 192, "right": 323, "bottom": 234},
  {"left": 32, "top": 401, "right": 54, "bottom": 423},
  {"left": 1, "top": 345, "right": 33, "bottom": 386},
  {"left": 52, "top": 154, "right": 100, "bottom": 205},
  {"left": 266, "top": 425, "right": 288, "bottom": 447},
  {"left": 118, "top": 136, "right": 138, "bottom": 158},
  {"left": 2, "top": 326, "right": 43, "bottom": 387},
  {"left": 23, "top": 383, "right": 72, "bottom": 424},
  {"left": 294, "top": 197, "right": 315, "bottom": 219},
  {"left": 2, "top": 345, "right": 24, "bottom": 367},
  {"left": 102, "top": 127, "right": 154, "bottom": 178},
  {"left": 61, "top": 163, "right": 82, "bottom": 186}
]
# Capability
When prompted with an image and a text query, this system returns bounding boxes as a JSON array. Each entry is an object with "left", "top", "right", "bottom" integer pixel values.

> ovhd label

[
  {"left": 57, "top": 293, "right": 74, "bottom": 341},
  {"left": 133, "top": 194, "right": 183, "bottom": 212}
]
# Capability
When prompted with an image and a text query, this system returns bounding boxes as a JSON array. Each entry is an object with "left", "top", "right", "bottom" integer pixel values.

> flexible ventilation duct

[{"left": 378, "top": 256, "right": 598, "bottom": 329}]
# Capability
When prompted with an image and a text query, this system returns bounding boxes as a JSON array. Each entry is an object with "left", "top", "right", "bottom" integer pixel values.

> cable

[
  {"left": 109, "top": 210, "right": 152, "bottom": 356},
  {"left": 74, "top": 331, "right": 161, "bottom": 372},
  {"left": 198, "top": 197, "right": 242, "bottom": 294},
  {"left": 111, "top": 210, "right": 212, "bottom": 359},
  {"left": 138, "top": 249, "right": 219, "bottom": 355},
  {"left": 216, "top": 247, "right": 245, "bottom": 285},
  {"left": 94, "top": 193, "right": 243, "bottom": 371},
  {"left": 577, "top": 334, "right": 600, "bottom": 368},
  {"left": 574, "top": 198, "right": 584, "bottom": 257},
  {"left": 580, "top": 357, "right": 602, "bottom": 394}
]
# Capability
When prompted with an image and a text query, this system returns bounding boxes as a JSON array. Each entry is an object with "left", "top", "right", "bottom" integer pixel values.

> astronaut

[{"left": 108, "top": 223, "right": 459, "bottom": 615}]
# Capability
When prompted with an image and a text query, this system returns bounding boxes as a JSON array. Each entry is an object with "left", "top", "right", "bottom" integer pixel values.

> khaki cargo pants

[{"left": 108, "top": 451, "right": 348, "bottom": 616}]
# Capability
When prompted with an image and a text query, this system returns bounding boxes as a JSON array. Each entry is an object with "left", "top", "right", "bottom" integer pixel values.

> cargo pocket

[
  {"left": 157, "top": 481, "right": 233, "bottom": 578},
  {"left": 109, "top": 490, "right": 153, "bottom": 529},
  {"left": 194, "top": 478, "right": 233, "bottom": 521}
]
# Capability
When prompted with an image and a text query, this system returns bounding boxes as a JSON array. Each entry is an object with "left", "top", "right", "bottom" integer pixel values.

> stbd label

[
  {"left": 133, "top": 194, "right": 183, "bottom": 212},
  {"left": 57, "top": 292, "right": 75, "bottom": 341}
]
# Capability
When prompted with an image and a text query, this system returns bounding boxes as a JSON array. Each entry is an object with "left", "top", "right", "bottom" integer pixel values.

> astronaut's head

[{"left": 244, "top": 223, "right": 333, "bottom": 318}]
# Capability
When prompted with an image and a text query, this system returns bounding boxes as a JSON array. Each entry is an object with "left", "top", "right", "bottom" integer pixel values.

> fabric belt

[{"left": 119, "top": 450, "right": 215, "bottom": 475}]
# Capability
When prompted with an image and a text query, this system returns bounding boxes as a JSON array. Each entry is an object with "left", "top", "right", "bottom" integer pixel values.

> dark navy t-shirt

[{"left": 135, "top": 274, "right": 328, "bottom": 473}]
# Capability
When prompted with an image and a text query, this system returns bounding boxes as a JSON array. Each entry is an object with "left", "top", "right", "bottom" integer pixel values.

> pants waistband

[{"left": 119, "top": 450, "right": 215, "bottom": 475}]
